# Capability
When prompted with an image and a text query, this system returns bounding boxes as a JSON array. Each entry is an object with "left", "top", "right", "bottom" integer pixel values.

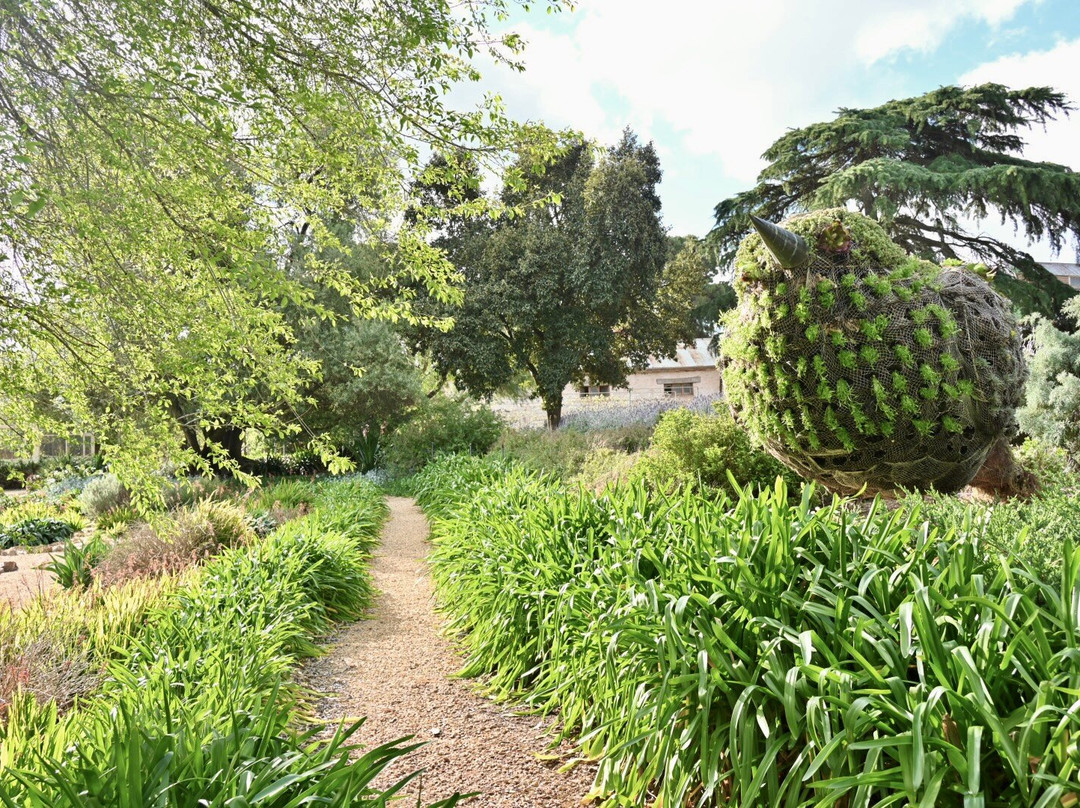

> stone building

[{"left": 491, "top": 338, "right": 721, "bottom": 427}]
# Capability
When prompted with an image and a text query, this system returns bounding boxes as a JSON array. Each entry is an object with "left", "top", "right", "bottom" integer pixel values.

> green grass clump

[
  {"left": 916, "top": 440, "right": 1080, "bottom": 585},
  {"left": 632, "top": 406, "right": 800, "bottom": 497},
  {"left": 247, "top": 477, "right": 320, "bottom": 512},
  {"left": 416, "top": 455, "right": 1080, "bottom": 806},
  {"left": 0, "top": 477, "right": 453, "bottom": 807}
]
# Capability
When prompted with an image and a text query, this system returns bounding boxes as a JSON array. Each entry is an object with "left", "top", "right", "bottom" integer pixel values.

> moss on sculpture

[{"left": 721, "top": 208, "right": 1026, "bottom": 495}]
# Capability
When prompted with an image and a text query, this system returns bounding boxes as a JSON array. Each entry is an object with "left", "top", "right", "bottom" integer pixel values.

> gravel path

[
  {"left": 0, "top": 550, "right": 58, "bottom": 609},
  {"left": 305, "top": 496, "right": 596, "bottom": 807}
]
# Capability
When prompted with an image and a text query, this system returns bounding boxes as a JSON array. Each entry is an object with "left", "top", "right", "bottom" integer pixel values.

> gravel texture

[
  {"left": 0, "top": 550, "right": 58, "bottom": 610},
  {"left": 305, "top": 496, "right": 596, "bottom": 807}
]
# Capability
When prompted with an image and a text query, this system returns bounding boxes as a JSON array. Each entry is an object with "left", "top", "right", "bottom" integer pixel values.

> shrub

[
  {"left": 92, "top": 524, "right": 188, "bottom": 585},
  {"left": 0, "top": 518, "right": 77, "bottom": 549},
  {"left": 495, "top": 425, "right": 653, "bottom": 480},
  {"left": 1015, "top": 437, "right": 1079, "bottom": 493},
  {"left": 492, "top": 428, "right": 593, "bottom": 478},
  {"left": 78, "top": 474, "right": 129, "bottom": 519},
  {"left": 0, "top": 634, "right": 99, "bottom": 716},
  {"left": 633, "top": 406, "right": 800, "bottom": 496},
  {"left": 573, "top": 446, "right": 641, "bottom": 491},
  {"left": 189, "top": 499, "right": 252, "bottom": 548},
  {"left": 918, "top": 484, "right": 1080, "bottom": 585},
  {"left": 592, "top": 422, "right": 653, "bottom": 453},
  {"left": 0, "top": 577, "right": 169, "bottom": 721},
  {"left": 1017, "top": 299, "right": 1080, "bottom": 466},
  {"left": 384, "top": 396, "right": 502, "bottom": 475},
  {"left": 418, "top": 456, "right": 1080, "bottom": 806},
  {"left": 94, "top": 501, "right": 253, "bottom": 586}
]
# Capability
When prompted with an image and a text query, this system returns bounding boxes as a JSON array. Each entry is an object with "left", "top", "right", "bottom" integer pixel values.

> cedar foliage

[{"left": 709, "top": 84, "right": 1080, "bottom": 316}]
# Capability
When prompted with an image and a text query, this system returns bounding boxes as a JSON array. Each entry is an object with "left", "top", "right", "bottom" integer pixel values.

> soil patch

[{"left": 0, "top": 551, "right": 58, "bottom": 609}]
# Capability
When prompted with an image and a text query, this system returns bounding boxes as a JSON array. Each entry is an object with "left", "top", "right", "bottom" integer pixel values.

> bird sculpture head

[{"left": 721, "top": 208, "right": 1025, "bottom": 495}]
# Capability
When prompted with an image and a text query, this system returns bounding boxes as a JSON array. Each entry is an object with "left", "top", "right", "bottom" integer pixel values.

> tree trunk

[
  {"left": 968, "top": 437, "right": 1037, "bottom": 499},
  {"left": 544, "top": 396, "right": 563, "bottom": 431},
  {"left": 201, "top": 425, "right": 247, "bottom": 473}
]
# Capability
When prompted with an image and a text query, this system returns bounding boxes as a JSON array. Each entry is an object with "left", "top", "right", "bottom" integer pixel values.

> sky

[{"left": 472, "top": 0, "right": 1080, "bottom": 259}]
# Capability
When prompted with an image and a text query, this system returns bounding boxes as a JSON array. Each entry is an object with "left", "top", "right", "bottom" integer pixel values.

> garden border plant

[
  {"left": 416, "top": 454, "right": 1080, "bottom": 806},
  {"left": 0, "top": 476, "right": 462, "bottom": 807}
]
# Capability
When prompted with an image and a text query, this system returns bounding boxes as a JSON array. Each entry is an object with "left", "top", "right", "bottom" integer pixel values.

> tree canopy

[
  {"left": 0, "top": 0, "right": 564, "bottom": 487},
  {"left": 410, "top": 130, "right": 709, "bottom": 429},
  {"left": 708, "top": 84, "right": 1080, "bottom": 317}
]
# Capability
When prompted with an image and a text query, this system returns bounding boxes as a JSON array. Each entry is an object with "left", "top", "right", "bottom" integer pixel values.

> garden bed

[
  {"left": 415, "top": 454, "right": 1080, "bottom": 806},
  {"left": 0, "top": 477, "right": 461, "bottom": 807}
]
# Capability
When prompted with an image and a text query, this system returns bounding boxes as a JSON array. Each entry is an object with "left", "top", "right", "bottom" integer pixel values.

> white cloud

[
  {"left": 487, "top": 0, "right": 1039, "bottom": 183},
  {"left": 460, "top": 0, "right": 1069, "bottom": 234},
  {"left": 854, "top": 0, "right": 1031, "bottom": 62}
]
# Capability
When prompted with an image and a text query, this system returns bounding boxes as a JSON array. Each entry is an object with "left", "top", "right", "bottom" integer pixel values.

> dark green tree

[
  {"left": 285, "top": 227, "right": 426, "bottom": 459},
  {"left": 666, "top": 236, "right": 736, "bottom": 341},
  {"left": 708, "top": 84, "right": 1080, "bottom": 316},
  {"left": 412, "top": 130, "right": 706, "bottom": 429}
]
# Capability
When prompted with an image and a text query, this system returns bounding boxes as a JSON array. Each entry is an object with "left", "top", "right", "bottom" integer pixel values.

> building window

[
  {"left": 579, "top": 384, "right": 611, "bottom": 398},
  {"left": 663, "top": 382, "right": 695, "bottom": 398},
  {"left": 1071, "top": 277, "right": 1080, "bottom": 289}
]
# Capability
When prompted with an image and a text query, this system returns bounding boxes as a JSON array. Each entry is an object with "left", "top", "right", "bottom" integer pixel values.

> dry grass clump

[
  {"left": 0, "top": 635, "right": 98, "bottom": 719},
  {"left": 93, "top": 500, "right": 253, "bottom": 587},
  {"left": 0, "top": 577, "right": 169, "bottom": 724}
]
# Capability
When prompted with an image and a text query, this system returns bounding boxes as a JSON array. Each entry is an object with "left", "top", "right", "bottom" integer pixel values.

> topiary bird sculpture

[{"left": 721, "top": 208, "right": 1028, "bottom": 496}]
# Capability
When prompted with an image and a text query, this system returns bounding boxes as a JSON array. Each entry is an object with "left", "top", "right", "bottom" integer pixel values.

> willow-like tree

[
  {"left": 709, "top": 84, "right": 1080, "bottom": 317},
  {"left": 410, "top": 130, "right": 709, "bottom": 429},
  {"left": 0, "top": 0, "right": 563, "bottom": 490}
]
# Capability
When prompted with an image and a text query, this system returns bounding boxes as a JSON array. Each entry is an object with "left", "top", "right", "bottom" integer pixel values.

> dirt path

[
  {"left": 305, "top": 496, "right": 596, "bottom": 807},
  {"left": 0, "top": 550, "right": 58, "bottom": 609}
]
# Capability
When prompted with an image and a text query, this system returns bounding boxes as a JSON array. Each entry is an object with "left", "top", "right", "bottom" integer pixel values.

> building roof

[
  {"left": 1041, "top": 261, "right": 1080, "bottom": 278},
  {"left": 645, "top": 337, "right": 717, "bottom": 371}
]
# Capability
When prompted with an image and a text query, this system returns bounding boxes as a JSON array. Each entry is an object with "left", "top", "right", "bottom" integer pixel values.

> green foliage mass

[
  {"left": 722, "top": 208, "right": 1025, "bottom": 494},
  {"left": 296, "top": 319, "right": 425, "bottom": 445},
  {"left": 409, "top": 130, "right": 708, "bottom": 428},
  {"left": 0, "top": 518, "right": 75, "bottom": 549},
  {"left": 632, "top": 406, "right": 799, "bottom": 497},
  {"left": 710, "top": 84, "right": 1079, "bottom": 317},
  {"left": 0, "top": 478, "right": 449, "bottom": 807},
  {"left": 1018, "top": 296, "right": 1080, "bottom": 464},
  {"left": 415, "top": 455, "right": 1080, "bottom": 806},
  {"left": 0, "top": 0, "right": 566, "bottom": 486},
  {"left": 383, "top": 397, "right": 502, "bottom": 475}
]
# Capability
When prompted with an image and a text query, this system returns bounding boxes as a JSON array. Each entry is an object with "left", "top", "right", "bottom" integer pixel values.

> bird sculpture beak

[{"left": 749, "top": 215, "right": 810, "bottom": 269}]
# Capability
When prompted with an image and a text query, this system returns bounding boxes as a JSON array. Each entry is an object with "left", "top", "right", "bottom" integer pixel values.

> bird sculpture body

[{"left": 721, "top": 209, "right": 1026, "bottom": 495}]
